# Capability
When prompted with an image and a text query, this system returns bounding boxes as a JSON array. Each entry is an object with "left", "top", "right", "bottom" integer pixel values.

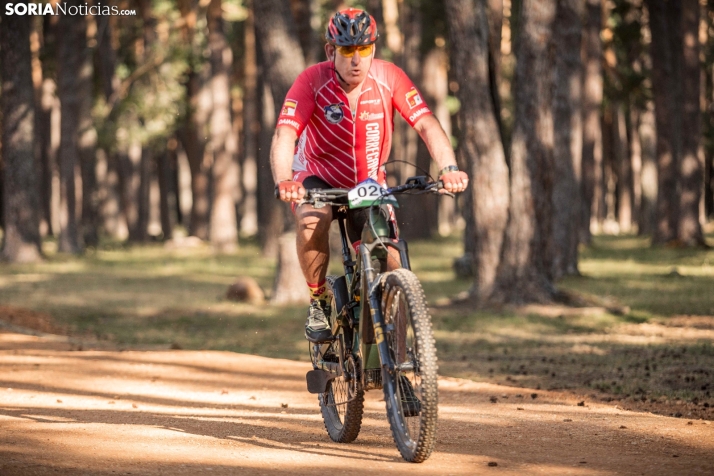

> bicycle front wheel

[{"left": 380, "top": 268, "right": 438, "bottom": 463}]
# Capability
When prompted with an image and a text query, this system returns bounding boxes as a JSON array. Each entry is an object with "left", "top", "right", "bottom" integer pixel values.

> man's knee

[{"left": 296, "top": 206, "right": 332, "bottom": 237}]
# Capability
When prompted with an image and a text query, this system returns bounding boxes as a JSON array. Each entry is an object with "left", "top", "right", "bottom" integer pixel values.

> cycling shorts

[{"left": 294, "top": 174, "right": 398, "bottom": 247}]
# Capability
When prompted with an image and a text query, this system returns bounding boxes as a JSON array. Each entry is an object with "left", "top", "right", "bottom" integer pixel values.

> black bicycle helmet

[{"left": 326, "top": 8, "right": 379, "bottom": 46}]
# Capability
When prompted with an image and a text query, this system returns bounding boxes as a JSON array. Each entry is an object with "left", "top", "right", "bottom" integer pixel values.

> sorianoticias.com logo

[{"left": 4, "top": 3, "right": 137, "bottom": 16}]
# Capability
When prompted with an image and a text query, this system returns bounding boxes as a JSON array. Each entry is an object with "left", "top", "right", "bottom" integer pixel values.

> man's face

[{"left": 326, "top": 44, "right": 374, "bottom": 88}]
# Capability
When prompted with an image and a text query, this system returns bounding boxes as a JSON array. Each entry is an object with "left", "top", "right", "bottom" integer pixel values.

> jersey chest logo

[{"left": 324, "top": 102, "right": 345, "bottom": 124}]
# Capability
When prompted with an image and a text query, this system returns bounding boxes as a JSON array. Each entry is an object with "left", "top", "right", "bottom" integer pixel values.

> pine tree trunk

[
  {"left": 396, "top": 1, "right": 433, "bottom": 240},
  {"left": 290, "top": 0, "right": 319, "bottom": 65},
  {"left": 639, "top": 102, "right": 658, "bottom": 235},
  {"left": 678, "top": 0, "right": 704, "bottom": 245},
  {"left": 157, "top": 144, "right": 175, "bottom": 240},
  {"left": 253, "top": 0, "right": 309, "bottom": 302},
  {"left": 646, "top": 0, "right": 680, "bottom": 244},
  {"left": 95, "top": 14, "right": 125, "bottom": 240},
  {"left": 614, "top": 103, "right": 632, "bottom": 233},
  {"left": 57, "top": 3, "right": 84, "bottom": 253},
  {"left": 493, "top": 0, "right": 557, "bottom": 304},
  {"left": 488, "top": 0, "right": 504, "bottom": 143},
  {"left": 581, "top": 0, "right": 603, "bottom": 245},
  {"left": 78, "top": 15, "right": 99, "bottom": 247},
  {"left": 177, "top": 0, "right": 212, "bottom": 241},
  {"left": 240, "top": 5, "right": 259, "bottom": 236},
  {"left": 551, "top": 0, "right": 583, "bottom": 279},
  {"left": 208, "top": 0, "right": 239, "bottom": 251},
  {"left": 421, "top": 48, "right": 457, "bottom": 237},
  {"left": 1, "top": 13, "right": 42, "bottom": 262},
  {"left": 271, "top": 232, "right": 309, "bottom": 304},
  {"left": 630, "top": 107, "right": 643, "bottom": 230},
  {"left": 30, "top": 18, "right": 50, "bottom": 238},
  {"left": 445, "top": 0, "right": 510, "bottom": 302}
]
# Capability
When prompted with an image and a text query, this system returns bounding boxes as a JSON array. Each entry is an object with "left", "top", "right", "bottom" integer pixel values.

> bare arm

[
  {"left": 413, "top": 115, "right": 468, "bottom": 193},
  {"left": 270, "top": 126, "right": 299, "bottom": 183},
  {"left": 413, "top": 115, "right": 457, "bottom": 170},
  {"left": 270, "top": 126, "right": 305, "bottom": 201}
]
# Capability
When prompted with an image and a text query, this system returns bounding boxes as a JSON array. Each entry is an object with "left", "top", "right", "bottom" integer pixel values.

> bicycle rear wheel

[
  {"left": 380, "top": 268, "right": 438, "bottom": 462},
  {"left": 317, "top": 276, "right": 364, "bottom": 443}
]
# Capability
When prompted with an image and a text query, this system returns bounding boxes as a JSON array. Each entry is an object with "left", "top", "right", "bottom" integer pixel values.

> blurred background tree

[{"left": 1, "top": 0, "right": 713, "bottom": 304}]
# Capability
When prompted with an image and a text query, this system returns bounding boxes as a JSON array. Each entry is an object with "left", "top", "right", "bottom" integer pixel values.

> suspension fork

[{"left": 360, "top": 243, "right": 395, "bottom": 372}]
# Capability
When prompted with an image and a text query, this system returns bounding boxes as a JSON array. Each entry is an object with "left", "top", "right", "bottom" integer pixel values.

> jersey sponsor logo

[
  {"left": 408, "top": 107, "right": 429, "bottom": 123},
  {"left": 405, "top": 88, "right": 423, "bottom": 109},
  {"left": 278, "top": 118, "right": 300, "bottom": 129},
  {"left": 324, "top": 102, "right": 345, "bottom": 124},
  {"left": 282, "top": 99, "right": 298, "bottom": 116},
  {"left": 360, "top": 98, "right": 381, "bottom": 105},
  {"left": 359, "top": 111, "right": 384, "bottom": 121},
  {"left": 365, "top": 123, "right": 381, "bottom": 177}
]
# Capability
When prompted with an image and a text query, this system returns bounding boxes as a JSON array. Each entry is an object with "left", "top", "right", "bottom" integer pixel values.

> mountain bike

[{"left": 300, "top": 176, "right": 447, "bottom": 463}]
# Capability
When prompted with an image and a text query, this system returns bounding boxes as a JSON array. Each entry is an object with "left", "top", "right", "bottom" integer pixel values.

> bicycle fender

[{"left": 306, "top": 369, "right": 337, "bottom": 394}]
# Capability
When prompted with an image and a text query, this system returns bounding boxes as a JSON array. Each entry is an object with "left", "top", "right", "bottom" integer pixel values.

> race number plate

[{"left": 347, "top": 178, "right": 398, "bottom": 209}]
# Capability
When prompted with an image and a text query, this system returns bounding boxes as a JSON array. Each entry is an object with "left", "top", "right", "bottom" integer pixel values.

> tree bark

[
  {"left": 645, "top": 0, "right": 680, "bottom": 244},
  {"left": 78, "top": 15, "right": 99, "bottom": 247},
  {"left": 177, "top": 0, "right": 212, "bottom": 241},
  {"left": 629, "top": 107, "right": 643, "bottom": 231},
  {"left": 271, "top": 232, "right": 309, "bottom": 304},
  {"left": 581, "top": 0, "right": 603, "bottom": 245},
  {"left": 445, "top": 0, "right": 510, "bottom": 303},
  {"left": 678, "top": 0, "right": 704, "bottom": 245},
  {"left": 493, "top": 0, "right": 557, "bottom": 303},
  {"left": 95, "top": 14, "right": 126, "bottom": 240},
  {"left": 31, "top": 18, "right": 51, "bottom": 238},
  {"left": 157, "top": 142, "right": 176, "bottom": 240},
  {"left": 208, "top": 0, "right": 239, "bottom": 251},
  {"left": 395, "top": 0, "right": 432, "bottom": 240},
  {"left": 638, "top": 102, "right": 658, "bottom": 235},
  {"left": 551, "top": 0, "right": 583, "bottom": 279},
  {"left": 291, "top": 0, "right": 319, "bottom": 66},
  {"left": 614, "top": 103, "right": 632, "bottom": 233},
  {"left": 1, "top": 13, "right": 42, "bottom": 262},
  {"left": 253, "top": 0, "right": 309, "bottom": 302},
  {"left": 56, "top": 2, "right": 85, "bottom": 253},
  {"left": 488, "top": 0, "right": 505, "bottom": 143},
  {"left": 240, "top": 4, "right": 259, "bottom": 236}
]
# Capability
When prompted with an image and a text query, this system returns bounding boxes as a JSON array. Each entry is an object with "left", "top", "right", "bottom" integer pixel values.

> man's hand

[
  {"left": 275, "top": 180, "right": 306, "bottom": 202},
  {"left": 440, "top": 171, "right": 469, "bottom": 194}
]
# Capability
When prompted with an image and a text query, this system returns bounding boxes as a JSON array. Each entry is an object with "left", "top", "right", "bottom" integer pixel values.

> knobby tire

[
  {"left": 380, "top": 268, "right": 438, "bottom": 463},
  {"left": 318, "top": 275, "right": 365, "bottom": 443}
]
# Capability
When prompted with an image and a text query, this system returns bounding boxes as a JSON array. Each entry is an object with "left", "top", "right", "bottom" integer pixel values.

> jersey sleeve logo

[
  {"left": 405, "top": 88, "right": 423, "bottom": 109},
  {"left": 282, "top": 99, "right": 298, "bottom": 116},
  {"left": 324, "top": 102, "right": 345, "bottom": 124}
]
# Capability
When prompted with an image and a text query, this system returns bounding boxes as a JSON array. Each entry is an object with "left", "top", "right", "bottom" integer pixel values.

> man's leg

[
  {"left": 295, "top": 204, "right": 333, "bottom": 289},
  {"left": 294, "top": 175, "right": 334, "bottom": 343}
]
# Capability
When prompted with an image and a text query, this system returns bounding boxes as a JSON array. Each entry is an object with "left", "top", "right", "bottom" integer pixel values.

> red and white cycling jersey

[{"left": 276, "top": 59, "right": 432, "bottom": 188}]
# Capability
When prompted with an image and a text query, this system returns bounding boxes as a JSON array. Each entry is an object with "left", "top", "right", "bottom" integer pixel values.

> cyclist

[{"left": 270, "top": 8, "right": 468, "bottom": 343}]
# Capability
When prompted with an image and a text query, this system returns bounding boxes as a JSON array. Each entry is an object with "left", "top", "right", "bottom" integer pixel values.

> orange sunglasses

[{"left": 336, "top": 44, "right": 374, "bottom": 58}]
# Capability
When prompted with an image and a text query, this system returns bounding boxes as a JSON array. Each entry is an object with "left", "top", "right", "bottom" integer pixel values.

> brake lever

[{"left": 428, "top": 180, "right": 455, "bottom": 198}]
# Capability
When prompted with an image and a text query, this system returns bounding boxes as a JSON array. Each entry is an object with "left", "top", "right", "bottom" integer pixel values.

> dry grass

[{"left": 1, "top": 232, "right": 713, "bottom": 420}]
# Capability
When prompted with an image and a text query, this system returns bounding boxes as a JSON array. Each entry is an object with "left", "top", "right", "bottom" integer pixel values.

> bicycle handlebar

[{"left": 293, "top": 176, "right": 448, "bottom": 207}]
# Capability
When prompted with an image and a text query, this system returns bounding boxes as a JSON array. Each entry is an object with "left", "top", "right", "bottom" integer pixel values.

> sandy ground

[{"left": 1, "top": 329, "right": 713, "bottom": 476}]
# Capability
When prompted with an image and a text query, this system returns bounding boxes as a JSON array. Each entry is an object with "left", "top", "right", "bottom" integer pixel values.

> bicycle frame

[{"left": 329, "top": 205, "right": 413, "bottom": 387}]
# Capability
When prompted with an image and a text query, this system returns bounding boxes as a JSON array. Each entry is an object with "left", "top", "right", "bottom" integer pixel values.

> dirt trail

[{"left": 0, "top": 330, "right": 713, "bottom": 476}]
